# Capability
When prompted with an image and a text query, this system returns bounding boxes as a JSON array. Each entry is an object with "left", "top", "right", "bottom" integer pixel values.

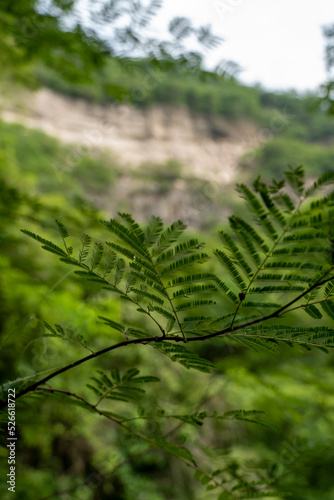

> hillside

[
  {"left": 0, "top": 87, "right": 265, "bottom": 227},
  {"left": 1, "top": 64, "right": 333, "bottom": 229},
  {"left": 0, "top": 87, "right": 261, "bottom": 181}
]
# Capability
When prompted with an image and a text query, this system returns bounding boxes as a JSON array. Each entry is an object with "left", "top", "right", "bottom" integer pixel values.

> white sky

[{"left": 151, "top": 0, "right": 333, "bottom": 92}]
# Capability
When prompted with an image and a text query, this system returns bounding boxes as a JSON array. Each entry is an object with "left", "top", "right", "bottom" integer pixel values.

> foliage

[
  {"left": 0, "top": 0, "right": 107, "bottom": 86},
  {"left": 321, "top": 22, "right": 334, "bottom": 114},
  {"left": 0, "top": 0, "right": 222, "bottom": 92},
  {"left": 1, "top": 4, "right": 334, "bottom": 495},
  {"left": 1, "top": 167, "right": 334, "bottom": 499},
  {"left": 243, "top": 137, "right": 334, "bottom": 178},
  {"left": 36, "top": 58, "right": 266, "bottom": 120},
  {"left": 35, "top": 55, "right": 334, "bottom": 183},
  {"left": 36, "top": 54, "right": 334, "bottom": 140},
  {"left": 0, "top": 119, "right": 118, "bottom": 197}
]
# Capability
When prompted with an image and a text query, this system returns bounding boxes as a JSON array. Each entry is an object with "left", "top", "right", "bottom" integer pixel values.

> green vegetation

[
  {"left": 37, "top": 61, "right": 265, "bottom": 121},
  {"left": 1, "top": 133, "right": 334, "bottom": 498},
  {"left": 242, "top": 137, "right": 334, "bottom": 179},
  {"left": 0, "top": 120, "right": 119, "bottom": 197},
  {"left": 36, "top": 57, "right": 332, "bottom": 135},
  {"left": 1, "top": 2, "right": 334, "bottom": 498},
  {"left": 37, "top": 57, "right": 334, "bottom": 183}
]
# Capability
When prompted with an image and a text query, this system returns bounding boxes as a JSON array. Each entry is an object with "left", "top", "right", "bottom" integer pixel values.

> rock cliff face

[
  {"left": 1, "top": 88, "right": 261, "bottom": 184},
  {"left": 0, "top": 88, "right": 263, "bottom": 226}
]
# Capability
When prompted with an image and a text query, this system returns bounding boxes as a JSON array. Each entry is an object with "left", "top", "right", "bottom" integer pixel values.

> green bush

[{"left": 245, "top": 137, "right": 334, "bottom": 178}]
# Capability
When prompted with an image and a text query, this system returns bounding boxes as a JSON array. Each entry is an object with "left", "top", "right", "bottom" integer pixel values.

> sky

[{"left": 151, "top": 0, "right": 333, "bottom": 92}]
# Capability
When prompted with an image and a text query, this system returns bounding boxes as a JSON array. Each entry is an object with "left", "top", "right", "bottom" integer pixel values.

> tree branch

[
  {"left": 0, "top": 335, "right": 160, "bottom": 409},
  {"left": 1, "top": 274, "right": 333, "bottom": 410},
  {"left": 34, "top": 387, "right": 237, "bottom": 498}
]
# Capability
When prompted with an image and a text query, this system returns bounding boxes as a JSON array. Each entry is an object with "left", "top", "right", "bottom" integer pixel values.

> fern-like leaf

[
  {"left": 55, "top": 219, "right": 73, "bottom": 255},
  {"left": 144, "top": 215, "right": 164, "bottom": 247},
  {"left": 156, "top": 239, "right": 205, "bottom": 265},
  {"left": 131, "top": 288, "right": 165, "bottom": 305},
  {"left": 103, "top": 250, "right": 117, "bottom": 277},
  {"left": 159, "top": 253, "right": 209, "bottom": 277},
  {"left": 43, "top": 322, "right": 91, "bottom": 351},
  {"left": 90, "top": 243, "right": 104, "bottom": 270},
  {"left": 152, "top": 342, "right": 217, "bottom": 373},
  {"left": 304, "top": 171, "right": 334, "bottom": 197},
  {"left": 214, "top": 249, "right": 247, "bottom": 291},
  {"left": 152, "top": 220, "right": 187, "bottom": 257},
  {"left": 103, "top": 219, "right": 149, "bottom": 260},
  {"left": 284, "top": 165, "right": 305, "bottom": 196},
  {"left": 20, "top": 229, "right": 67, "bottom": 257},
  {"left": 118, "top": 212, "right": 146, "bottom": 243},
  {"left": 114, "top": 258, "right": 126, "bottom": 286},
  {"left": 79, "top": 233, "right": 91, "bottom": 263}
]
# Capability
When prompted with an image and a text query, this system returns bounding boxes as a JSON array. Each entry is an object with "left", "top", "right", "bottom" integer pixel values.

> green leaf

[
  {"left": 20, "top": 229, "right": 67, "bottom": 257},
  {"left": 235, "top": 184, "right": 278, "bottom": 240},
  {"left": 167, "top": 273, "right": 215, "bottom": 288},
  {"left": 152, "top": 220, "right": 187, "bottom": 257},
  {"left": 194, "top": 470, "right": 203, "bottom": 480},
  {"left": 153, "top": 342, "right": 217, "bottom": 373},
  {"left": 131, "top": 288, "right": 165, "bottom": 305},
  {"left": 151, "top": 306, "right": 176, "bottom": 321},
  {"left": 102, "top": 219, "right": 149, "bottom": 260},
  {"left": 78, "top": 233, "right": 91, "bottom": 263},
  {"left": 160, "top": 253, "right": 210, "bottom": 277},
  {"left": 242, "top": 301, "right": 281, "bottom": 308},
  {"left": 229, "top": 216, "right": 270, "bottom": 254},
  {"left": 156, "top": 239, "right": 205, "bottom": 264},
  {"left": 212, "top": 276, "right": 239, "bottom": 303},
  {"left": 106, "top": 241, "right": 138, "bottom": 262},
  {"left": 55, "top": 220, "right": 73, "bottom": 255},
  {"left": 231, "top": 335, "right": 279, "bottom": 353},
  {"left": 172, "top": 284, "right": 217, "bottom": 298},
  {"left": 149, "top": 437, "right": 197, "bottom": 465},
  {"left": 118, "top": 212, "right": 146, "bottom": 243},
  {"left": 176, "top": 299, "right": 215, "bottom": 312},
  {"left": 219, "top": 231, "right": 253, "bottom": 278},
  {"left": 304, "top": 305, "right": 323, "bottom": 319},
  {"left": 43, "top": 322, "right": 90, "bottom": 350},
  {"left": 114, "top": 258, "right": 126, "bottom": 286},
  {"left": 284, "top": 165, "right": 305, "bottom": 196},
  {"left": 248, "top": 285, "right": 305, "bottom": 294},
  {"left": 305, "top": 171, "right": 334, "bottom": 197},
  {"left": 130, "top": 261, "right": 164, "bottom": 286},
  {"left": 214, "top": 249, "right": 247, "bottom": 291},
  {"left": 90, "top": 242, "right": 104, "bottom": 270},
  {"left": 145, "top": 215, "right": 164, "bottom": 247},
  {"left": 253, "top": 177, "right": 286, "bottom": 227},
  {"left": 130, "top": 270, "right": 168, "bottom": 298},
  {"left": 98, "top": 316, "right": 125, "bottom": 334},
  {"left": 127, "top": 327, "right": 153, "bottom": 339},
  {"left": 321, "top": 300, "right": 334, "bottom": 319},
  {"left": 103, "top": 250, "right": 117, "bottom": 277},
  {"left": 55, "top": 219, "right": 69, "bottom": 239}
]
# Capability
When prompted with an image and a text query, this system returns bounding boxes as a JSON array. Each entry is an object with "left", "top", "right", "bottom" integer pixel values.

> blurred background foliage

[{"left": 1, "top": 1, "right": 334, "bottom": 499}]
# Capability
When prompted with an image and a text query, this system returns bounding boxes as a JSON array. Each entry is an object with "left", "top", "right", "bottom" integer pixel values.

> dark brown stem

[
  {"left": 1, "top": 275, "right": 333, "bottom": 410},
  {"left": 0, "top": 335, "right": 161, "bottom": 409},
  {"left": 183, "top": 274, "right": 334, "bottom": 342}
]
